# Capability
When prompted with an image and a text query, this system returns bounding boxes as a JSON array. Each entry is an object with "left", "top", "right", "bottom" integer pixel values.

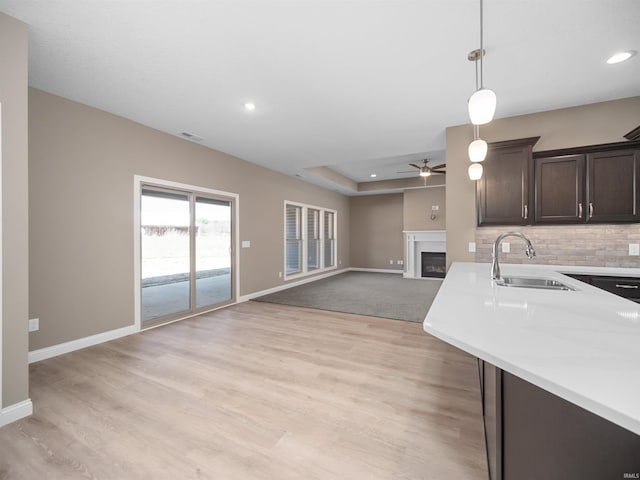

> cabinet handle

[
  {"left": 523, "top": 204, "right": 528, "bottom": 220},
  {"left": 578, "top": 203, "right": 583, "bottom": 218},
  {"left": 616, "top": 284, "right": 639, "bottom": 289},
  {"left": 589, "top": 202, "right": 594, "bottom": 218}
]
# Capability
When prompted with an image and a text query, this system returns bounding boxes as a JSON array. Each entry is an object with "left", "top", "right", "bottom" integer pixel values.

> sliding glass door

[
  {"left": 195, "top": 196, "right": 232, "bottom": 309},
  {"left": 140, "top": 185, "right": 234, "bottom": 325}
]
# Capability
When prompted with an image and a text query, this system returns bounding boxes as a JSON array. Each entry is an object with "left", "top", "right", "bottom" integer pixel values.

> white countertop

[{"left": 423, "top": 262, "right": 640, "bottom": 435}]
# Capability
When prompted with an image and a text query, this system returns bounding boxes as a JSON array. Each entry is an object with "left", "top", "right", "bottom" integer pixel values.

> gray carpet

[{"left": 253, "top": 271, "right": 442, "bottom": 323}]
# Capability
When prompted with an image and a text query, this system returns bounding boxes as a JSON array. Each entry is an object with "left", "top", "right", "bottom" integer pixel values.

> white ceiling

[{"left": 1, "top": 0, "right": 639, "bottom": 193}]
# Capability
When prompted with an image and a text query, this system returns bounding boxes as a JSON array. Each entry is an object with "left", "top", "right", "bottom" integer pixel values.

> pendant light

[
  {"left": 468, "top": 53, "right": 488, "bottom": 165},
  {"left": 468, "top": 0, "right": 496, "bottom": 125},
  {"left": 468, "top": 163, "right": 483, "bottom": 180},
  {"left": 469, "top": 137, "right": 488, "bottom": 162},
  {"left": 467, "top": 0, "right": 495, "bottom": 180}
]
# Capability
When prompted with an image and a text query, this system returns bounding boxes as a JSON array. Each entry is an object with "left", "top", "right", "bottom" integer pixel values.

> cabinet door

[
  {"left": 534, "top": 154, "right": 585, "bottom": 223},
  {"left": 477, "top": 138, "right": 538, "bottom": 226},
  {"left": 587, "top": 149, "right": 640, "bottom": 222}
]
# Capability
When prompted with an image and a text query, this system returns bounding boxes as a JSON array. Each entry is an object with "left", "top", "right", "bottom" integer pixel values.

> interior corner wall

[
  {"left": 349, "top": 193, "right": 403, "bottom": 270},
  {"left": 446, "top": 96, "right": 640, "bottom": 269},
  {"left": 28, "top": 88, "right": 350, "bottom": 351},
  {"left": 403, "top": 187, "right": 446, "bottom": 231},
  {"left": 0, "top": 13, "right": 29, "bottom": 408}
]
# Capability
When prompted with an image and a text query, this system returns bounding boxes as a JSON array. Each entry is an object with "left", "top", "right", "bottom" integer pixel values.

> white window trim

[
  {"left": 284, "top": 200, "right": 337, "bottom": 280},
  {"left": 133, "top": 175, "right": 240, "bottom": 331},
  {"left": 0, "top": 103, "right": 3, "bottom": 409}
]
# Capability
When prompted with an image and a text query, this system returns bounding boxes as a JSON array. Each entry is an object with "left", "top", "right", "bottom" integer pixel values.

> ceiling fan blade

[
  {"left": 430, "top": 164, "right": 446, "bottom": 171},
  {"left": 409, "top": 163, "right": 421, "bottom": 169}
]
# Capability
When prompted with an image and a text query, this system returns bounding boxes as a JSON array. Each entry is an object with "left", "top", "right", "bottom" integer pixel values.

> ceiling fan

[{"left": 397, "top": 159, "right": 446, "bottom": 177}]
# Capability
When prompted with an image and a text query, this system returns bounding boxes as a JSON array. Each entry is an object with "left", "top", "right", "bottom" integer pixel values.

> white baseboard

[
  {"left": 0, "top": 399, "right": 33, "bottom": 427},
  {"left": 28, "top": 266, "right": 399, "bottom": 364},
  {"left": 349, "top": 268, "right": 403, "bottom": 274},
  {"left": 238, "top": 267, "right": 349, "bottom": 302},
  {"left": 29, "top": 324, "right": 138, "bottom": 364}
]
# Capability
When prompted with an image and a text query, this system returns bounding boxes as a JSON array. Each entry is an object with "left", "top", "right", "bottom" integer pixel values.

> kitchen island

[{"left": 424, "top": 262, "right": 640, "bottom": 479}]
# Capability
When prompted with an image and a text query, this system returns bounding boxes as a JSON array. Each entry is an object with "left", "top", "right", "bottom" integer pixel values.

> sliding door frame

[{"left": 133, "top": 175, "right": 240, "bottom": 331}]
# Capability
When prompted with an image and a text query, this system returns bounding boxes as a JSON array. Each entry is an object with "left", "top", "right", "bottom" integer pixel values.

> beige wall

[
  {"left": 0, "top": 13, "right": 30, "bottom": 408},
  {"left": 403, "top": 187, "right": 446, "bottom": 231},
  {"left": 349, "top": 194, "right": 403, "bottom": 270},
  {"left": 446, "top": 96, "right": 640, "bottom": 269},
  {"left": 29, "top": 88, "right": 350, "bottom": 351}
]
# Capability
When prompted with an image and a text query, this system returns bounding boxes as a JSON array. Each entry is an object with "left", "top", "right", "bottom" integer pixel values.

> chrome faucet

[{"left": 491, "top": 232, "right": 536, "bottom": 281}]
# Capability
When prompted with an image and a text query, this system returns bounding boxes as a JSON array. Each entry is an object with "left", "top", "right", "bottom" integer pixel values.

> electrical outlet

[
  {"left": 29, "top": 318, "right": 39, "bottom": 332},
  {"left": 278, "top": 271, "right": 282, "bottom": 278},
  {"left": 241, "top": 240, "right": 251, "bottom": 248},
  {"left": 469, "top": 242, "right": 476, "bottom": 253},
  {"left": 502, "top": 242, "right": 510, "bottom": 253},
  {"left": 389, "top": 259, "right": 394, "bottom": 265},
  {"left": 629, "top": 244, "right": 640, "bottom": 256}
]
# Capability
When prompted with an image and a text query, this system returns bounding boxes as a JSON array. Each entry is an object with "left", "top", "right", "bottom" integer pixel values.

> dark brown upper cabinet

[
  {"left": 477, "top": 137, "right": 540, "bottom": 226},
  {"left": 587, "top": 149, "right": 640, "bottom": 222},
  {"left": 533, "top": 144, "right": 640, "bottom": 225},
  {"left": 534, "top": 154, "right": 585, "bottom": 224}
]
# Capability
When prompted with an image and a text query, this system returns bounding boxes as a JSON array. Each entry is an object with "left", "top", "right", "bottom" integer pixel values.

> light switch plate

[
  {"left": 629, "top": 243, "right": 640, "bottom": 256},
  {"left": 502, "top": 242, "right": 510, "bottom": 253},
  {"left": 29, "top": 318, "right": 39, "bottom": 332},
  {"left": 468, "top": 242, "right": 476, "bottom": 253},
  {"left": 431, "top": 205, "right": 439, "bottom": 211}
]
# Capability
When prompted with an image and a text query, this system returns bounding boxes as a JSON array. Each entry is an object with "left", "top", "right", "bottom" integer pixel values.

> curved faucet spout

[{"left": 491, "top": 232, "right": 536, "bottom": 281}]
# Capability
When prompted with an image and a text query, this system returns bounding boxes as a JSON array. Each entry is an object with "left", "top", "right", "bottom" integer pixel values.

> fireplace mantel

[{"left": 403, "top": 230, "right": 446, "bottom": 279}]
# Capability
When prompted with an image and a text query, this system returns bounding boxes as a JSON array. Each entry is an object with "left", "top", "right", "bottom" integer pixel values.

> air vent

[{"left": 180, "top": 131, "right": 204, "bottom": 142}]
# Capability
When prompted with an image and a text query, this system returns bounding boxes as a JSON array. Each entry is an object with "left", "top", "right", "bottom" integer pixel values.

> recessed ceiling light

[
  {"left": 370, "top": 173, "right": 377, "bottom": 178},
  {"left": 606, "top": 50, "right": 636, "bottom": 64},
  {"left": 244, "top": 102, "right": 256, "bottom": 111}
]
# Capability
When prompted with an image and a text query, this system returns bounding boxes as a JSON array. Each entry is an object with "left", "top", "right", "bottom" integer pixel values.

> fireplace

[
  {"left": 421, "top": 252, "right": 446, "bottom": 278},
  {"left": 403, "top": 230, "right": 446, "bottom": 278}
]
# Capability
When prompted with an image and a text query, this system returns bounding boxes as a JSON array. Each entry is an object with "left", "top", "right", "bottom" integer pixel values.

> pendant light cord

[
  {"left": 479, "top": 0, "right": 484, "bottom": 89},
  {"left": 474, "top": 57, "right": 479, "bottom": 141}
]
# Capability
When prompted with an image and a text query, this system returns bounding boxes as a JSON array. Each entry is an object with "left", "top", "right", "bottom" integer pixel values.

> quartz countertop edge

[{"left": 423, "top": 261, "right": 640, "bottom": 436}]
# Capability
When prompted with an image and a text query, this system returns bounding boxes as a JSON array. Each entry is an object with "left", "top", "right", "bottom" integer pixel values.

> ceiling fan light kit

[
  {"left": 467, "top": 0, "right": 496, "bottom": 180},
  {"left": 398, "top": 159, "right": 446, "bottom": 178}
]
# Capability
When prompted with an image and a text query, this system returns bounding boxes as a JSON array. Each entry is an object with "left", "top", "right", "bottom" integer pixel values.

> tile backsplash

[{"left": 475, "top": 224, "right": 640, "bottom": 267}]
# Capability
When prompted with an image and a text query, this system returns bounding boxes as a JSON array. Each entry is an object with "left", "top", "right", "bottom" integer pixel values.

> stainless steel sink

[{"left": 495, "top": 276, "right": 575, "bottom": 291}]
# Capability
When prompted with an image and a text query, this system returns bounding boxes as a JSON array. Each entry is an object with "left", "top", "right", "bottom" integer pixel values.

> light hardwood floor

[{"left": 0, "top": 302, "right": 487, "bottom": 480}]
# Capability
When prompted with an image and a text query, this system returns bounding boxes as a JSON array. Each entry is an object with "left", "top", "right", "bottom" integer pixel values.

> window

[
  {"left": 285, "top": 204, "right": 302, "bottom": 275},
  {"left": 285, "top": 201, "right": 337, "bottom": 278},
  {"left": 324, "top": 210, "right": 335, "bottom": 268},
  {"left": 307, "top": 208, "right": 320, "bottom": 271}
]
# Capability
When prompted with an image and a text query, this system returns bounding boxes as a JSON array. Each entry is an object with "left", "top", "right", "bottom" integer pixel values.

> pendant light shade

[
  {"left": 468, "top": 87, "right": 497, "bottom": 125},
  {"left": 468, "top": 138, "right": 488, "bottom": 162},
  {"left": 468, "top": 163, "right": 483, "bottom": 180},
  {"left": 419, "top": 167, "right": 431, "bottom": 177}
]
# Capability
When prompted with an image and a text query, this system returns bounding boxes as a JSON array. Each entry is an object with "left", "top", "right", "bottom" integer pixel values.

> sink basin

[{"left": 496, "top": 276, "right": 575, "bottom": 291}]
